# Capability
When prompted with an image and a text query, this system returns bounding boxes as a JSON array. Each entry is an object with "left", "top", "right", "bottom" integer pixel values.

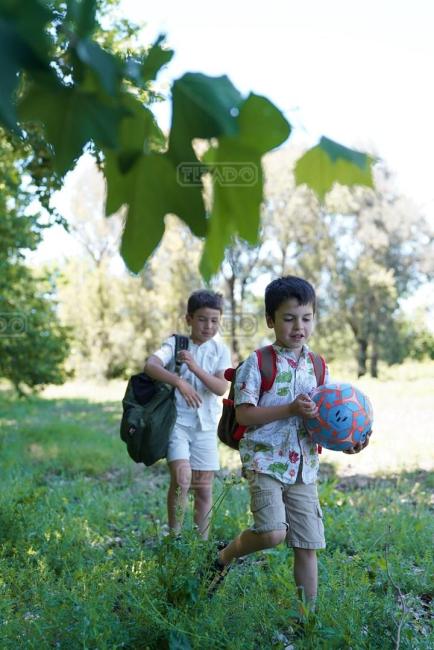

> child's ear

[
  {"left": 185, "top": 313, "right": 192, "bottom": 327},
  {"left": 265, "top": 314, "right": 274, "bottom": 329}
]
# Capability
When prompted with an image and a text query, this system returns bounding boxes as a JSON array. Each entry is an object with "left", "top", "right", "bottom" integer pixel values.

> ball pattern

[{"left": 304, "top": 383, "right": 373, "bottom": 451}]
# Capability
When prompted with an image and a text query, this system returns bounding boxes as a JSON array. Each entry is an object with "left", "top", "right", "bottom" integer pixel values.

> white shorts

[{"left": 167, "top": 421, "right": 220, "bottom": 470}]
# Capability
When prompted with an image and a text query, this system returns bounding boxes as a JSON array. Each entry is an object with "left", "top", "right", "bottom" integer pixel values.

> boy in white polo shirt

[{"left": 144, "top": 290, "right": 231, "bottom": 539}]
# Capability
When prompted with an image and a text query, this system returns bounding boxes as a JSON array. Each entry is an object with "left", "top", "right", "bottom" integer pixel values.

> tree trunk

[
  {"left": 226, "top": 274, "right": 240, "bottom": 366},
  {"left": 370, "top": 330, "right": 379, "bottom": 378},
  {"left": 357, "top": 339, "right": 368, "bottom": 377}
]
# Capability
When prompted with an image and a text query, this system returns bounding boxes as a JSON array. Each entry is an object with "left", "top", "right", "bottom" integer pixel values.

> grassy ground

[{"left": 0, "top": 362, "right": 433, "bottom": 649}]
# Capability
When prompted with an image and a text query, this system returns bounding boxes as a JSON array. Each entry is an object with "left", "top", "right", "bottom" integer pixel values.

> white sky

[{"left": 32, "top": 0, "right": 434, "bottom": 323}]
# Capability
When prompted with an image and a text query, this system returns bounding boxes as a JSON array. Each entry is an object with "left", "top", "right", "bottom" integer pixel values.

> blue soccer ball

[{"left": 304, "top": 383, "right": 373, "bottom": 451}]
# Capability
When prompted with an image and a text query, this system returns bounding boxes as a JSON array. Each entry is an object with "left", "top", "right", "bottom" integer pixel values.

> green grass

[{"left": 0, "top": 366, "right": 433, "bottom": 649}]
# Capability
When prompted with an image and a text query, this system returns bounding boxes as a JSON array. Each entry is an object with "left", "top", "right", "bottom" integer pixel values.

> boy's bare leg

[
  {"left": 293, "top": 548, "right": 318, "bottom": 607},
  {"left": 167, "top": 460, "right": 191, "bottom": 533},
  {"left": 191, "top": 470, "right": 214, "bottom": 539},
  {"left": 219, "top": 528, "right": 286, "bottom": 564}
]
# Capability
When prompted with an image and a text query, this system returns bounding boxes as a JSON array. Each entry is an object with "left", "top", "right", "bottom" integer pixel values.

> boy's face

[
  {"left": 266, "top": 298, "right": 315, "bottom": 351},
  {"left": 186, "top": 307, "right": 221, "bottom": 344}
]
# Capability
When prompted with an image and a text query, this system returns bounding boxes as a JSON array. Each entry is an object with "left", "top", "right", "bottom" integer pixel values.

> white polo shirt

[{"left": 153, "top": 335, "right": 232, "bottom": 431}]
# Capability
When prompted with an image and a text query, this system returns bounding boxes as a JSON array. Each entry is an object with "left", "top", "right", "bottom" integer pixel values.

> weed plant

[{"left": 0, "top": 387, "right": 432, "bottom": 649}]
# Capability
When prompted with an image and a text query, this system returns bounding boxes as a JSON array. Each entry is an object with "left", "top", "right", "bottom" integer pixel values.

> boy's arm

[
  {"left": 176, "top": 350, "right": 228, "bottom": 396},
  {"left": 144, "top": 355, "right": 202, "bottom": 408},
  {"left": 236, "top": 395, "right": 318, "bottom": 426}
]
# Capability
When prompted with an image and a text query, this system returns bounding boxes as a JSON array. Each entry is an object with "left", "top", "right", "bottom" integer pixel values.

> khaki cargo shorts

[{"left": 246, "top": 471, "right": 326, "bottom": 549}]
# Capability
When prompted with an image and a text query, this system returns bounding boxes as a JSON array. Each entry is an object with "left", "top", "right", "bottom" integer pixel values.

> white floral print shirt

[{"left": 234, "top": 344, "right": 329, "bottom": 485}]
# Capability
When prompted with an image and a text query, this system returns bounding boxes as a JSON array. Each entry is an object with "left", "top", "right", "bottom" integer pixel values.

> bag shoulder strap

[
  {"left": 255, "top": 345, "right": 278, "bottom": 393},
  {"left": 308, "top": 351, "right": 326, "bottom": 386},
  {"left": 173, "top": 333, "right": 189, "bottom": 374}
]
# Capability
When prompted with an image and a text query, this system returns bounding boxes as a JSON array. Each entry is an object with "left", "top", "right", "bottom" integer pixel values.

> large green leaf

[
  {"left": 168, "top": 176, "right": 207, "bottom": 239},
  {"left": 104, "top": 87, "right": 207, "bottom": 248},
  {"left": 124, "top": 36, "right": 174, "bottom": 89},
  {"left": 140, "top": 34, "right": 174, "bottom": 83},
  {"left": 117, "top": 95, "right": 165, "bottom": 157},
  {"left": 202, "top": 139, "right": 263, "bottom": 243},
  {"left": 199, "top": 93, "right": 291, "bottom": 278},
  {"left": 104, "top": 150, "right": 127, "bottom": 216},
  {"left": 0, "top": 0, "right": 51, "bottom": 130},
  {"left": 237, "top": 93, "right": 292, "bottom": 152},
  {"left": 19, "top": 84, "right": 123, "bottom": 175},
  {"left": 119, "top": 152, "right": 208, "bottom": 272},
  {"left": 104, "top": 96, "right": 165, "bottom": 215},
  {"left": 295, "top": 136, "right": 374, "bottom": 200},
  {"left": 0, "top": 0, "right": 52, "bottom": 60},
  {"left": 120, "top": 154, "right": 177, "bottom": 272},
  {"left": 66, "top": 0, "right": 97, "bottom": 39},
  {"left": 168, "top": 73, "right": 243, "bottom": 166},
  {"left": 0, "top": 22, "right": 24, "bottom": 130},
  {"left": 75, "top": 39, "right": 121, "bottom": 96}
]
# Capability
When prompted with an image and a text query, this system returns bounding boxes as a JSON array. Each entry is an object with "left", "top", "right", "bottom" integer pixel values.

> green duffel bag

[
  {"left": 120, "top": 334, "right": 189, "bottom": 465},
  {"left": 120, "top": 380, "right": 176, "bottom": 465}
]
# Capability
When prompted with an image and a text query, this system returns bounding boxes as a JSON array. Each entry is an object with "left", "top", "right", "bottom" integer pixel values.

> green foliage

[
  {"left": 295, "top": 137, "right": 374, "bottom": 200},
  {"left": 0, "top": 0, "right": 375, "bottom": 279},
  {"left": 409, "top": 328, "right": 434, "bottom": 360},
  {"left": 390, "top": 315, "right": 434, "bottom": 362},
  {"left": 258, "top": 149, "right": 433, "bottom": 373},
  {"left": 66, "top": 0, "right": 98, "bottom": 39},
  {"left": 0, "top": 274, "right": 70, "bottom": 393},
  {"left": 0, "top": 0, "right": 51, "bottom": 130},
  {"left": 200, "top": 93, "right": 290, "bottom": 278},
  {"left": 0, "top": 384, "right": 433, "bottom": 648},
  {"left": 0, "top": 134, "right": 69, "bottom": 393}
]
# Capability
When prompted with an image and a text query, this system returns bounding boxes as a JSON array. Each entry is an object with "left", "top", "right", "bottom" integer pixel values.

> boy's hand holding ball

[
  {"left": 290, "top": 393, "right": 319, "bottom": 418},
  {"left": 343, "top": 429, "right": 372, "bottom": 454}
]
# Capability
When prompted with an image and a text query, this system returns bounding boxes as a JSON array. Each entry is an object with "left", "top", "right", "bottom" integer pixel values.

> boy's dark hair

[
  {"left": 265, "top": 276, "right": 316, "bottom": 319},
  {"left": 187, "top": 290, "right": 224, "bottom": 315}
]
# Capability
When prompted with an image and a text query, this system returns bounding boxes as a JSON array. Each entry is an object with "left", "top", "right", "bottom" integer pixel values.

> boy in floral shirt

[{"left": 209, "top": 276, "right": 368, "bottom": 606}]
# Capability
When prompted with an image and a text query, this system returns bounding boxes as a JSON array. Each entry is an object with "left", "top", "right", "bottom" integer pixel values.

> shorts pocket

[
  {"left": 315, "top": 503, "right": 324, "bottom": 536},
  {"left": 251, "top": 490, "right": 274, "bottom": 514}
]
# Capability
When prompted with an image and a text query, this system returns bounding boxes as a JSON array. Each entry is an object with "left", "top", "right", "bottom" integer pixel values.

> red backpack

[{"left": 217, "top": 346, "right": 326, "bottom": 451}]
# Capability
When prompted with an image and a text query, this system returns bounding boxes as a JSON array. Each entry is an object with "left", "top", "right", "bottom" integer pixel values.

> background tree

[
  {"left": 0, "top": 135, "right": 70, "bottom": 393},
  {"left": 258, "top": 150, "right": 434, "bottom": 375},
  {"left": 263, "top": 147, "right": 335, "bottom": 282},
  {"left": 324, "top": 165, "right": 434, "bottom": 376},
  {"left": 218, "top": 238, "right": 264, "bottom": 363}
]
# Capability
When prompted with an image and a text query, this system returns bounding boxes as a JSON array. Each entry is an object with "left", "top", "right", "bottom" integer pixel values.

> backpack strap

[
  {"left": 174, "top": 334, "right": 189, "bottom": 374},
  {"left": 231, "top": 346, "right": 277, "bottom": 444},
  {"left": 308, "top": 351, "right": 326, "bottom": 386},
  {"left": 255, "top": 345, "right": 278, "bottom": 393}
]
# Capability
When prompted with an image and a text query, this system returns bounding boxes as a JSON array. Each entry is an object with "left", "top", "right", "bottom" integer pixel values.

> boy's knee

[
  {"left": 259, "top": 528, "right": 287, "bottom": 548},
  {"left": 171, "top": 464, "right": 192, "bottom": 491},
  {"left": 193, "top": 485, "right": 212, "bottom": 501}
]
